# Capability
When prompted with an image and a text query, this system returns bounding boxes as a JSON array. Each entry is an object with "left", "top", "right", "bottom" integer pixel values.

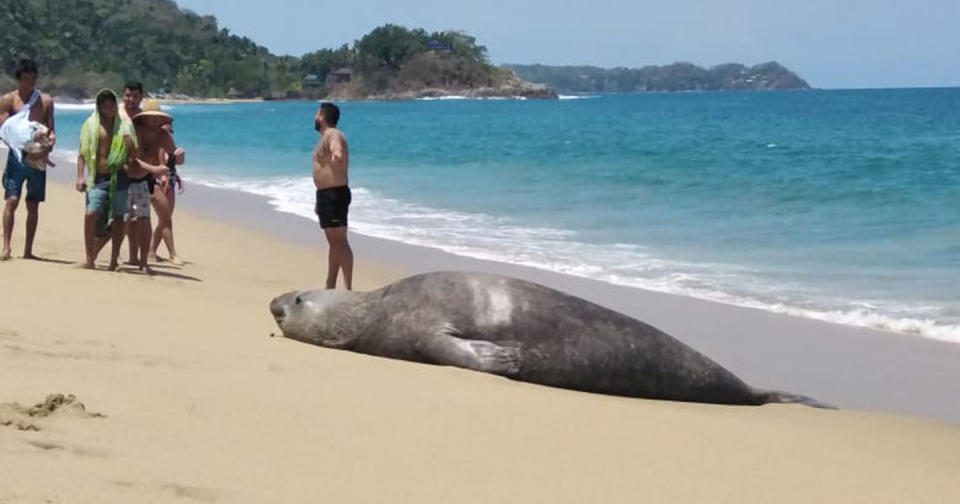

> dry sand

[{"left": 1, "top": 180, "right": 958, "bottom": 503}]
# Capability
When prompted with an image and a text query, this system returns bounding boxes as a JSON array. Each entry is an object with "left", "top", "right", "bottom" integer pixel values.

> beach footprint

[{"left": 111, "top": 481, "right": 219, "bottom": 503}]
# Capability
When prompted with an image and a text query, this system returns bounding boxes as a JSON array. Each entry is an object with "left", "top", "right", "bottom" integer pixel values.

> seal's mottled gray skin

[{"left": 270, "top": 272, "right": 831, "bottom": 407}]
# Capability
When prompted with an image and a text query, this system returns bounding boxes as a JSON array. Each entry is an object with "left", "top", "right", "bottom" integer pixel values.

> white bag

[{"left": 0, "top": 142, "right": 8, "bottom": 173}]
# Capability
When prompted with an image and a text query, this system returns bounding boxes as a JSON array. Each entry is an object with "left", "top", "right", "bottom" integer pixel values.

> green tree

[
  {"left": 354, "top": 24, "right": 428, "bottom": 71},
  {"left": 429, "top": 30, "right": 488, "bottom": 63}
]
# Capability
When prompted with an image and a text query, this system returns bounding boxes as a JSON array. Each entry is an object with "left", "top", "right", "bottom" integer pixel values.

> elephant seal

[{"left": 269, "top": 271, "right": 832, "bottom": 407}]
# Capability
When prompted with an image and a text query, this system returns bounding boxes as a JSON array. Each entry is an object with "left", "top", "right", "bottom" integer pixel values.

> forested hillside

[
  {"left": 505, "top": 62, "right": 812, "bottom": 93},
  {"left": 0, "top": 0, "right": 546, "bottom": 99}
]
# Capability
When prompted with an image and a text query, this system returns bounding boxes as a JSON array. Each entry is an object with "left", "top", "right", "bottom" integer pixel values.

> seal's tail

[{"left": 762, "top": 390, "right": 837, "bottom": 409}]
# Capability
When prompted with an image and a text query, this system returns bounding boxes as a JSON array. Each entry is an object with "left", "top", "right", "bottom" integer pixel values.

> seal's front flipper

[
  {"left": 762, "top": 389, "right": 837, "bottom": 409},
  {"left": 418, "top": 324, "right": 521, "bottom": 376}
]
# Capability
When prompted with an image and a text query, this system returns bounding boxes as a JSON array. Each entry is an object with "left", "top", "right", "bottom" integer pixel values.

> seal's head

[{"left": 270, "top": 290, "right": 357, "bottom": 348}]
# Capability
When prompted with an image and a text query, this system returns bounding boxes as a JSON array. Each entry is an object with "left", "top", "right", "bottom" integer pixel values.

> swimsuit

[
  {"left": 315, "top": 185, "right": 351, "bottom": 228},
  {"left": 125, "top": 176, "right": 151, "bottom": 222},
  {"left": 166, "top": 154, "right": 180, "bottom": 197},
  {"left": 86, "top": 174, "right": 126, "bottom": 237}
]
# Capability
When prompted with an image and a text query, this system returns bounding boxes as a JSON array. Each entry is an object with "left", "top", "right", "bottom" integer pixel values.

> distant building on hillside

[
  {"left": 303, "top": 74, "right": 324, "bottom": 88},
  {"left": 329, "top": 68, "right": 353, "bottom": 84},
  {"left": 427, "top": 40, "right": 452, "bottom": 52}
]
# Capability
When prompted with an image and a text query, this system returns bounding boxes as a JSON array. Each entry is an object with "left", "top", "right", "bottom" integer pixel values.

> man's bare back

[{"left": 313, "top": 128, "right": 349, "bottom": 189}]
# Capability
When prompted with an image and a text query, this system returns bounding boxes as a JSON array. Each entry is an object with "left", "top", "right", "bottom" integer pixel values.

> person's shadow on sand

[
  {"left": 7, "top": 256, "right": 76, "bottom": 265},
  {"left": 124, "top": 267, "right": 202, "bottom": 282},
  {"left": 68, "top": 262, "right": 203, "bottom": 282}
]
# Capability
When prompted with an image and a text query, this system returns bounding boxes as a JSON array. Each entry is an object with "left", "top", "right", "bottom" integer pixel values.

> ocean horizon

[{"left": 51, "top": 89, "right": 960, "bottom": 343}]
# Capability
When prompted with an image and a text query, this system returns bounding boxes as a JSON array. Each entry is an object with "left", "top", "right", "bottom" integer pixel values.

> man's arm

[
  {"left": 162, "top": 129, "right": 185, "bottom": 165},
  {"left": 76, "top": 154, "right": 86, "bottom": 192},
  {"left": 330, "top": 133, "right": 346, "bottom": 164},
  {"left": 136, "top": 156, "right": 169, "bottom": 177},
  {"left": 43, "top": 95, "right": 55, "bottom": 148},
  {"left": 0, "top": 94, "right": 12, "bottom": 127},
  {"left": 123, "top": 136, "right": 137, "bottom": 173}
]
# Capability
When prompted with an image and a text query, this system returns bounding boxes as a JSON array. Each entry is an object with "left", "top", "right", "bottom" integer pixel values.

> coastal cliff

[
  {"left": 306, "top": 27, "right": 557, "bottom": 101},
  {"left": 323, "top": 52, "right": 556, "bottom": 101}
]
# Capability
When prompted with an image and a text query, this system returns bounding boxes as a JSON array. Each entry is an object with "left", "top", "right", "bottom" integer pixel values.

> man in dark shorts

[
  {"left": 312, "top": 102, "right": 352, "bottom": 290},
  {"left": 0, "top": 59, "right": 56, "bottom": 260}
]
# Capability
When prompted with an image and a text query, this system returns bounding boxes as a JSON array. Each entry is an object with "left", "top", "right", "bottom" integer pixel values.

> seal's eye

[{"left": 295, "top": 296, "right": 302, "bottom": 305}]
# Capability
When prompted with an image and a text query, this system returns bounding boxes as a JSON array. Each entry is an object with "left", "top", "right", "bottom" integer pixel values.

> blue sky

[{"left": 176, "top": 0, "right": 959, "bottom": 89}]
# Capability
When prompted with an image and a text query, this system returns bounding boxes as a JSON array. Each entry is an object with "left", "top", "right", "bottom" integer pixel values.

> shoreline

[
  {"left": 198, "top": 176, "right": 956, "bottom": 344},
  {"left": 54, "top": 96, "right": 266, "bottom": 105},
  {"left": 179, "top": 182, "right": 960, "bottom": 423},
  {"left": 39, "top": 152, "right": 960, "bottom": 423}
]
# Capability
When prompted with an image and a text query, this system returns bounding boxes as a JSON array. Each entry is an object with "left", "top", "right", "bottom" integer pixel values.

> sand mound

[{"left": 0, "top": 394, "right": 105, "bottom": 431}]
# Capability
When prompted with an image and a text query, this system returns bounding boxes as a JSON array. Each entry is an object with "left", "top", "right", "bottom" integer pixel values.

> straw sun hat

[{"left": 133, "top": 99, "right": 173, "bottom": 124}]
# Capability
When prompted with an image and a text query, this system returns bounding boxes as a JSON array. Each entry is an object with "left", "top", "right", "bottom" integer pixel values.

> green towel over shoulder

[{"left": 79, "top": 90, "right": 135, "bottom": 202}]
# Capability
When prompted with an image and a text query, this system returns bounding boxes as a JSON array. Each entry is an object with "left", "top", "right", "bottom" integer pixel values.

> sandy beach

[{"left": 2, "top": 165, "right": 959, "bottom": 502}]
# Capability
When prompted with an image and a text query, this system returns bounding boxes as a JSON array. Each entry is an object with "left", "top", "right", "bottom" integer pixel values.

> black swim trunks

[{"left": 315, "top": 185, "right": 351, "bottom": 228}]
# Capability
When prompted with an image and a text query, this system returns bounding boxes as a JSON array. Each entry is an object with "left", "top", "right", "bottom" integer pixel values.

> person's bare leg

[
  {"left": 150, "top": 188, "right": 170, "bottom": 261},
  {"left": 163, "top": 191, "right": 180, "bottom": 264},
  {"left": 94, "top": 232, "right": 110, "bottom": 256},
  {"left": 148, "top": 187, "right": 161, "bottom": 260},
  {"left": 157, "top": 220, "right": 179, "bottom": 264},
  {"left": 323, "top": 227, "right": 352, "bottom": 290},
  {"left": 149, "top": 221, "right": 163, "bottom": 261},
  {"left": 323, "top": 228, "right": 340, "bottom": 289},
  {"left": 152, "top": 217, "right": 177, "bottom": 263},
  {"left": 83, "top": 212, "right": 99, "bottom": 269},
  {"left": 108, "top": 221, "right": 124, "bottom": 271},
  {"left": 125, "top": 221, "right": 138, "bottom": 264},
  {"left": 138, "top": 220, "right": 152, "bottom": 274},
  {"left": 22, "top": 200, "right": 39, "bottom": 259},
  {"left": 130, "top": 220, "right": 140, "bottom": 269},
  {"left": 340, "top": 231, "right": 353, "bottom": 291},
  {"left": 2, "top": 197, "right": 19, "bottom": 260}
]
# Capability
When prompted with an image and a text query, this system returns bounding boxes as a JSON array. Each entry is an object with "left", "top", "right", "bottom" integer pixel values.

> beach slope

[{"left": 1, "top": 182, "right": 958, "bottom": 503}]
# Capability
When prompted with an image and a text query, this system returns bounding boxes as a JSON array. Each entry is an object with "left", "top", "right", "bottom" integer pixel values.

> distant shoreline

[
  {"left": 54, "top": 96, "right": 265, "bottom": 105},
  {"left": 156, "top": 97, "right": 265, "bottom": 105}
]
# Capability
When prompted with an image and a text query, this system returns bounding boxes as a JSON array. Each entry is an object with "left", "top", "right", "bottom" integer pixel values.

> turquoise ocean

[{"left": 53, "top": 89, "right": 960, "bottom": 342}]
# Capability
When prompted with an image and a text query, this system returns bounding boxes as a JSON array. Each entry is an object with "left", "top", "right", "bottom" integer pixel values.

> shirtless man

[
  {"left": 76, "top": 89, "right": 137, "bottom": 270},
  {"left": 121, "top": 81, "right": 144, "bottom": 120},
  {"left": 0, "top": 59, "right": 56, "bottom": 260},
  {"left": 313, "top": 102, "right": 352, "bottom": 290}
]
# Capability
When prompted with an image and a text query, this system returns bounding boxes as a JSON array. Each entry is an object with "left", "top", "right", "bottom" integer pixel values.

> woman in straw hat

[{"left": 133, "top": 99, "right": 184, "bottom": 265}]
